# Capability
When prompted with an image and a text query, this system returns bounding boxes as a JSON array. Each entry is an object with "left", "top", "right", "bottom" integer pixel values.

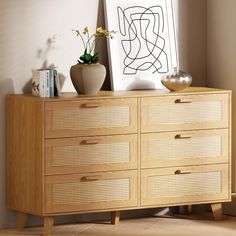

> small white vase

[{"left": 70, "top": 63, "right": 106, "bottom": 94}]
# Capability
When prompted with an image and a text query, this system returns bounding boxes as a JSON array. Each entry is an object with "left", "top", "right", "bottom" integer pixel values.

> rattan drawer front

[
  {"left": 141, "top": 164, "right": 229, "bottom": 206},
  {"left": 45, "top": 170, "right": 138, "bottom": 213},
  {"left": 141, "top": 94, "right": 229, "bottom": 132},
  {"left": 141, "top": 129, "right": 229, "bottom": 168},
  {"left": 45, "top": 98, "right": 137, "bottom": 138},
  {"left": 45, "top": 134, "right": 137, "bottom": 175}
]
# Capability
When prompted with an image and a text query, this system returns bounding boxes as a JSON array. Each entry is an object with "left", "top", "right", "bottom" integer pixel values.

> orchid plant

[{"left": 73, "top": 26, "right": 116, "bottom": 64}]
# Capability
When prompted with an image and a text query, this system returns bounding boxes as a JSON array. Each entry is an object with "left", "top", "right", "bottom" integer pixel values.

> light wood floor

[{"left": 1, "top": 213, "right": 236, "bottom": 236}]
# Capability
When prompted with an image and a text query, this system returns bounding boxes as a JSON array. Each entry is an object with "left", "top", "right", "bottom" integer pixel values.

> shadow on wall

[
  {"left": 0, "top": 79, "right": 15, "bottom": 227},
  {"left": 37, "top": 36, "right": 57, "bottom": 70},
  {"left": 95, "top": 0, "right": 111, "bottom": 90},
  {"left": 23, "top": 36, "right": 66, "bottom": 94}
]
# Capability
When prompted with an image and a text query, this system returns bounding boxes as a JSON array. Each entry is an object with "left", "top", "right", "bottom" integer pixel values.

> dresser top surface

[{"left": 8, "top": 87, "right": 231, "bottom": 101}]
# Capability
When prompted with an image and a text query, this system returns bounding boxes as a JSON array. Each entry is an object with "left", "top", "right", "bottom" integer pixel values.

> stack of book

[{"left": 32, "top": 69, "right": 61, "bottom": 97}]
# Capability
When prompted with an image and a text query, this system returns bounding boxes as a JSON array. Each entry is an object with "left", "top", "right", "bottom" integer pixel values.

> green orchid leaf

[
  {"left": 79, "top": 52, "right": 99, "bottom": 64},
  {"left": 79, "top": 53, "right": 92, "bottom": 63},
  {"left": 91, "top": 53, "right": 99, "bottom": 64},
  {"left": 84, "top": 53, "right": 93, "bottom": 61},
  {"left": 77, "top": 59, "right": 83, "bottom": 64}
]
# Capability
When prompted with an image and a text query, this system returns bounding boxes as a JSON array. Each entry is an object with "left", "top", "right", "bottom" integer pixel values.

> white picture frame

[{"left": 104, "top": 0, "right": 178, "bottom": 91}]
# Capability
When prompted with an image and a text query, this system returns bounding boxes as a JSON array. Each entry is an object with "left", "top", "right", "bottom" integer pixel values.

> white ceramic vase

[{"left": 70, "top": 63, "right": 106, "bottom": 94}]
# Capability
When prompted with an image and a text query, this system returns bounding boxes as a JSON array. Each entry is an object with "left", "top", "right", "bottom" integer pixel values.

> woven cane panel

[
  {"left": 148, "top": 102, "right": 221, "bottom": 124},
  {"left": 148, "top": 172, "right": 221, "bottom": 198},
  {"left": 52, "top": 106, "right": 129, "bottom": 130},
  {"left": 52, "top": 142, "right": 129, "bottom": 166},
  {"left": 52, "top": 179, "right": 129, "bottom": 205},
  {"left": 148, "top": 136, "right": 221, "bottom": 160}
]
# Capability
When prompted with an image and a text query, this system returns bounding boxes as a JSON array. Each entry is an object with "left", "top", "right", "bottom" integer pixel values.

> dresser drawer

[
  {"left": 45, "top": 98, "right": 137, "bottom": 138},
  {"left": 141, "top": 94, "right": 229, "bottom": 132},
  {"left": 45, "top": 134, "right": 138, "bottom": 175},
  {"left": 141, "top": 129, "right": 229, "bottom": 168},
  {"left": 141, "top": 164, "right": 229, "bottom": 207},
  {"left": 45, "top": 170, "right": 138, "bottom": 213}
]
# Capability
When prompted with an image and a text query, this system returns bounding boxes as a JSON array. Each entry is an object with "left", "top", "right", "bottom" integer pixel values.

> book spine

[
  {"left": 32, "top": 70, "right": 40, "bottom": 96},
  {"left": 54, "top": 72, "right": 62, "bottom": 96},
  {"left": 53, "top": 70, "right": 58, "bottom": 96},
  {"left": 45, "top": 70, "right": 50, "bottom": 97},
  {"left": 49, "top": 69, "right": 55, "bottom": 97},
  {"left": 39, "top": 70, "right": 46, "bottom": 97}
]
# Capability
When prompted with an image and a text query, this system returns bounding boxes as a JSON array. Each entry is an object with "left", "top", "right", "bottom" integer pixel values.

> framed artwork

[{"left": 104, "top": 0, "right": 178, "bottom": 91}]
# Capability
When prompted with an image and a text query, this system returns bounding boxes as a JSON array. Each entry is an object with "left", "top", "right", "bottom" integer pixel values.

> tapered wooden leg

[
  {"left": 16, "top": 212, "right": 27, "bottom": 229},
  {"left": 187, "top": 205, "right": 193, "bottom": 214},
  {"left": 211, "top": 203, "right": 222, "bottom": 220},
  {"left": 44, "top": 217, "right": 54, "bottom": 236},
  {"left": 111, "top": 211, "right": 120, "bottom": 225},
  {"left": 178, "top": 205, "right": 192, "bottom": 214}
]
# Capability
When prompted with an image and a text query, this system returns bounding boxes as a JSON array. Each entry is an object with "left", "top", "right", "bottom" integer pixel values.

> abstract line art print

[
  {"left": 104, "top": 0, "right": 177, "bottom": 91},
  {"left": 117, "top": 5, "right": 169, "bottom": 75}
]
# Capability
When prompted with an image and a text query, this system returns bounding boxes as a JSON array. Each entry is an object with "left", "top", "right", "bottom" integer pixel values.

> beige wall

[
  {"left": 0, "top": 0, "right": 207, "bottom": 228},
  {"left": 178, "top": 0, "right": 206, "bottom": 86},
  {"left": 207, "top": 0, "right": 236, "bottom": 214}
]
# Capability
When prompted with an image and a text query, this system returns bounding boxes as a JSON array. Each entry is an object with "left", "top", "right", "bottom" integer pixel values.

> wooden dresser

[{"left": 7, "top": 87, "right": 231, "bottom": 235}]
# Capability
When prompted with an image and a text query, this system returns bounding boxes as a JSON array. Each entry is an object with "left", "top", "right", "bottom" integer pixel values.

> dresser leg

[
  {"left": 44, "top": 216, "right": 54, "bottom": 236},
  {"left": 16, "top": 212, "right": 27, "bottom": 229},
  {"left": 111, "top": 211, "right": 120, "bottom": 225},
  {"left": 179, "top": 205, "right": 193, "bottom": 214},
  {"left": 211, "top": 203, "right": 222, "bottom": 220},
  {"left": 187, "top": 205, "right": 193, "bottom": 214}
]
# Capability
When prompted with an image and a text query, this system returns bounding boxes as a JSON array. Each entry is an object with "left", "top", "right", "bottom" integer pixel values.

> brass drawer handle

[
  {"left": 175, "top": 99, "right": 192, "bottom": 104},
  {"left": 175, "top": 170, "right": 192, "bottom": 175},
  {"left": 80, "top": 175, "right": 102, "bottom": 182},
  {"left": 81, "top": 139, "right": 100, "bottom": 145},
  {"left": 80, "top": 103, "right": 100, "bottom": 109},
  {"left": 175, "top": 134, "right": 192, "bottom": 139}
]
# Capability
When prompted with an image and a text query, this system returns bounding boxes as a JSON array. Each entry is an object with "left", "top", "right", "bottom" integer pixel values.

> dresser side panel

[{"left": 7, "top": 96, "right": 44, "bottom": 215}]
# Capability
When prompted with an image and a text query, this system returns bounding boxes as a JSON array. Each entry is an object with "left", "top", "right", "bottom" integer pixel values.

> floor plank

[{"left": 1, "top": 213, "right": 236, "bottom": 236}]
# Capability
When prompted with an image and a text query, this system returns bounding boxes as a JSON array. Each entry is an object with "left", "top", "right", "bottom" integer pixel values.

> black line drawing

[{"left": 117, "top": 5, "right": 169, "bottom": 75}]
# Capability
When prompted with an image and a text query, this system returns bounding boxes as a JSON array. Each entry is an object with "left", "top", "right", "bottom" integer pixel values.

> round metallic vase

[{"left": 161, "top": 69, "right": 192, "bottom": 92}]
